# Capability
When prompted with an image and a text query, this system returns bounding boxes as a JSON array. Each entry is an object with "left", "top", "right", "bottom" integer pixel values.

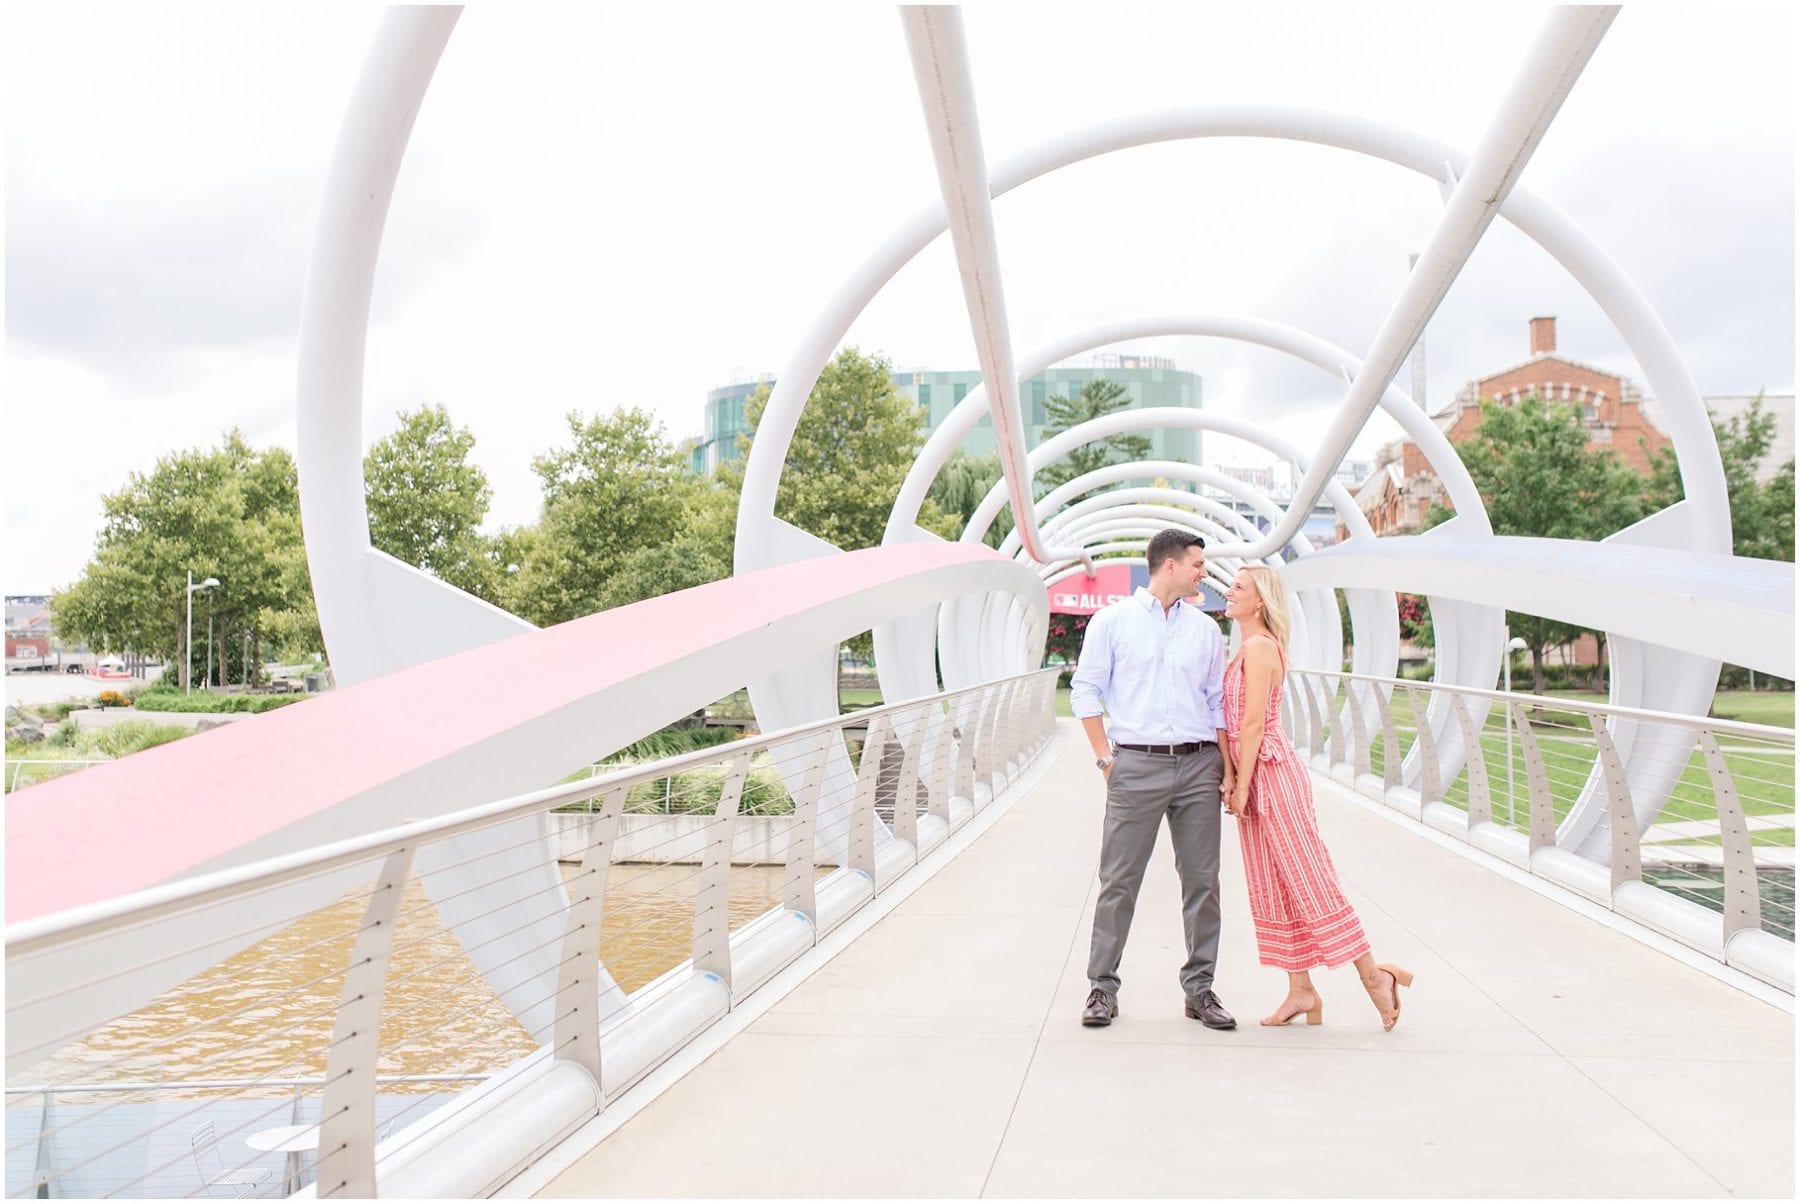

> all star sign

[
  {"left": 1047, "top": 563, "right": 1139, "bottom": 616},
  {"left": 1047, "top": 562, "right": 1228, "bottom": 616}
]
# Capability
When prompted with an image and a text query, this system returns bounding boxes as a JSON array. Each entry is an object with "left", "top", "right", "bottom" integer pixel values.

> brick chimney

[{"left": 1530, "top": 315, "right": 1557, "bottom": 356}]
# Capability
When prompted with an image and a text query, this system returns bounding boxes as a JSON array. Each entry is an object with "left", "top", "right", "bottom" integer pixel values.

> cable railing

[
  {"left": 1286, "top": 670, "right": 1794, "bottom": 991},
  {"left": 5, "top": 669, "right": 1060, "bottom": 1199},
  {"left": 5, "top": 759, "right": 110, "bottom": 794}
]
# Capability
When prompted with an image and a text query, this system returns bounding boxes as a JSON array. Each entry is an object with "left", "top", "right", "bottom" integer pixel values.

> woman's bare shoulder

[{"left": 1240, "top": 635, "right": 1280, "bottom": 667}]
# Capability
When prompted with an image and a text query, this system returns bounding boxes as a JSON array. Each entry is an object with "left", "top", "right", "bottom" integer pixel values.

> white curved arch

[
  {"left": 1037, "top": 506, "right": 1259, "bottom": 555},
  {"left": 954, "top": 409, "right": 1356, "bottom": 662},
  {"left": 1029, "top": 463, "right": 1325, "bottom": 561},
  {"left": 740, "top": 108, "right": 1724, "bottom": 811},
  {"left": 875, "top": 317, "right": 1481, "bottom": 754},
  {"left": 1015, "top": 491, "right": 1269, "bottom": 557}
]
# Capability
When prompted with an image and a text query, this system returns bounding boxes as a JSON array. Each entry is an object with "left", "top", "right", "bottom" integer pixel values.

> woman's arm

[{"left": 1228, "top": 639, "right": 1278, "bottom": 816}]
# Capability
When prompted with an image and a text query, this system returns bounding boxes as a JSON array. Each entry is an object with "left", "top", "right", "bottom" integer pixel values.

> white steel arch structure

[{"left": 275, "top": 3, "right": 1794, "bottom": 1043}]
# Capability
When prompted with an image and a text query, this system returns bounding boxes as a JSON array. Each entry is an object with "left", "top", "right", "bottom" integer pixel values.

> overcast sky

[{"left": 5, "top": 4, "right": 1794, "bottom": 594}]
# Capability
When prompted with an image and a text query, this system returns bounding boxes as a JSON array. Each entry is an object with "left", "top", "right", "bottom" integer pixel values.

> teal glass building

[{"left": 692, "top": 355, "right": 1203, "bottom": 476}]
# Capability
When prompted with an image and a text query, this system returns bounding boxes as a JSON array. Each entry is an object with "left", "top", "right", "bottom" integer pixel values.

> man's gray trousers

[{"left": 1087, "top": 744, "right": 1224, "bottom": 999}]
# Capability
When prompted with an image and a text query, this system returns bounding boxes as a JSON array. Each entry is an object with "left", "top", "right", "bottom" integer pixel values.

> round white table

[{"left": 246, "top": 1124, "right": 320, "bottom": 1196}]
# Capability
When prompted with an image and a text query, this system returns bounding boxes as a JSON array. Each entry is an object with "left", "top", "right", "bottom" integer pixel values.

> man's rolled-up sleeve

[
  {"left": 1201, "top": 621, "right": 1228, "bottom": 733},
  {"left": 1069, "top": 612, "right": 1111, "bottom": 719}
]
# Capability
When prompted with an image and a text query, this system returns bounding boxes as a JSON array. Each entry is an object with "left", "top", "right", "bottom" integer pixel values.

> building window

[{"left": 953, "top": 382, "right": 967, "bottom": 403}]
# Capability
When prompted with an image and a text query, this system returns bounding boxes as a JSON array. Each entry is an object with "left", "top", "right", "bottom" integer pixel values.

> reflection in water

[{"left": 20, "top": 863, "right": 797, "bottom": 1097}]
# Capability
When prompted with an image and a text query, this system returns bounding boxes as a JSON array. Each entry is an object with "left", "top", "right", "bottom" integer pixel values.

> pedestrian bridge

[
  {"left": 7, "top": 656, "right": 1792, "bottom": 1199},
  {"left": 531, "top": 720, "right": 1793, "bottom": 1201},
  {"left": 8, "top": 4, "right": 1798, "bottom": 1198}
]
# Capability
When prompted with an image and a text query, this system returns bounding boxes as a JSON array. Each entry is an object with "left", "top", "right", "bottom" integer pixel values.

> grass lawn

[{"left": 1356, "top": 702, "right": 1793, "bottom": 841}]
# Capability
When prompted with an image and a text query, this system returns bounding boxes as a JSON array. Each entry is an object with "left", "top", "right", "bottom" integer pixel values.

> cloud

[{"left": 4, "top": 5, "right": 1794, "bottom": 597}]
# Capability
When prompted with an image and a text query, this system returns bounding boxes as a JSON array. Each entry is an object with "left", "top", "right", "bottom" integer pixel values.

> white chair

[{"left": 191, "top": 1121, "right": 271, "bottom": 1198}]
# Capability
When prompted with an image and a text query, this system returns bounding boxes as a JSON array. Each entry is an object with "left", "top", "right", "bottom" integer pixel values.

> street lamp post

[{"left": 185, "top": 572, "right": 220, "bottom": 695}]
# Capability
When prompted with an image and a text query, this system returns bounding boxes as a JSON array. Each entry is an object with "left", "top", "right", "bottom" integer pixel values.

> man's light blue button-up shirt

[{"left": 1069, "top": 587, "right": 1228, "bottom": 743}]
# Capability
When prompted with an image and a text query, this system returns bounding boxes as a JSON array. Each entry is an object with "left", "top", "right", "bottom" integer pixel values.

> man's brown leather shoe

[
  {"left": 1184, "top": 988, "right": 1237, "bottom": 1030},
  {"left": 1081, "top": 988, "right": 1118, "bottom": 1027}
]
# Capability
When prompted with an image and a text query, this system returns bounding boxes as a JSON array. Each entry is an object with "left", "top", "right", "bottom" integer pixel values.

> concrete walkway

[{"left": 540, "top": 719, "right": 1794, "bottom": 1199}]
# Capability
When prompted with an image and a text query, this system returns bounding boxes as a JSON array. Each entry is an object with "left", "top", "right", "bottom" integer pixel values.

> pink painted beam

[{"left": 6, "top": 542, "right": 1025, "bottom": 924}]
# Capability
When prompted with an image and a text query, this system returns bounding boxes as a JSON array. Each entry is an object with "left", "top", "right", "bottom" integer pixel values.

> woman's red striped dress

[{"left": 1224, "top": 636, "right": 1371, "bottom": 971}]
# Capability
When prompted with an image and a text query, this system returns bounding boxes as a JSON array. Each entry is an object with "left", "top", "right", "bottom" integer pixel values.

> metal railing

[
  {"left": 5, "top": 759, "right": 109, "bottom": 794},
  {"left": 1287, "top": 670, "right": 1794, "bottom": 988},
  {"left": 5, "top": 669, "right": 1060, "bottom": 1198}
]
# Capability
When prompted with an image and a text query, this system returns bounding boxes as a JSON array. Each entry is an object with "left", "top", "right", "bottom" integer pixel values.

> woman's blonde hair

[{"left": 1238, "top": 565, "right": 1292, "bottom": 650}]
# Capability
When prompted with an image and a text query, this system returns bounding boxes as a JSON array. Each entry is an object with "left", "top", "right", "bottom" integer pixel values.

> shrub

[
  {"left": 605, "top": 726, "right": 738, "bottom": 763},
  {"left": 96, "top": 690, "right": 132, "bottom": 708},
  {"left": 87, "top": 721, "right": 191, "bottom": 758},
  {"left": 617, "top": 755, "right": 795, "bottom": 816},
  {"left": 132, "top": 690, "right": 306, "bottom": 714}
]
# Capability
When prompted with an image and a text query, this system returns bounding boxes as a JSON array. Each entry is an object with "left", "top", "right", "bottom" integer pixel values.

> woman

[{"left": 1221, "top": 565, "right": 1414, "bottom": 1030}]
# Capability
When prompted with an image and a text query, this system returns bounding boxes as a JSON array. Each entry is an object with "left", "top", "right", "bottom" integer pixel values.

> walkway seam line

[
  {"left": 979, "top": 743, "right": 1102, "bottom": 1199},
  {"left": 498, "top": 725, "right": 1072, "bottom": 1200},
  {"left": 1313, "top": 772, "right": 1793, "bottom": 1014}
]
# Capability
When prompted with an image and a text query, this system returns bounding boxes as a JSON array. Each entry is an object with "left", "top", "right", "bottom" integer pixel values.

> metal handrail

[
  {"left": 7, "top": 668, "right": 1062, "bottom": 1199},
  {"left": 1288, "top": 666, "right": 1793, "bottom": 990},
  {"left": 5, "top": 1074, "right": 488, "bottom": 1096},
  {"left": 1304, "top": 669, "right": 1794, "bottom": 744},
  {"left": 5, "top": 668, "right": 1056, "bottom": 956}
]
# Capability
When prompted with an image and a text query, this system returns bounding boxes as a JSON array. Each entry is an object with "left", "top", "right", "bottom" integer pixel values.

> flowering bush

[{"left": 95, "top": 690, "right": 132, "bottom": 709}]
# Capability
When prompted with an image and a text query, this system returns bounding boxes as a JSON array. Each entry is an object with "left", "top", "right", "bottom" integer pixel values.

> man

[{"left": 1070, "top": 528, "right": 1236, "bottom": 1030}]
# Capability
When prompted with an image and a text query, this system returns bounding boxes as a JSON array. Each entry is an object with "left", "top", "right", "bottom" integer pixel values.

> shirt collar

[{"left": 1134, "top": 586, "right": 1182, "bottom": 617}]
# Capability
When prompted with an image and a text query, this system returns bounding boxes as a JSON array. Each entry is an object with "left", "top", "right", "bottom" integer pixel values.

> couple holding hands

[{"left": 1070, "top": 529, "right": 1413, "bottom": 1032}]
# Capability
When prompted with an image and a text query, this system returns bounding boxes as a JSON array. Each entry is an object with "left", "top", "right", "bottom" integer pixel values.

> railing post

[
  {"left": 693, "top": 752, "right": 751, "bottom": 989},
  {"left": 315, "top": 845, "right": 415, "bottom": 1199},
  {"left": 1346, "top": 678, "right": 1372, "bottom": 779},
  {"left": 928, "top": 703, "right": 955, "bottom": 825},
  {"left": 1289, "top": 674, "right": 1310, "bottom": 752},
  {"left": 988, "top": 681, "right": 1013, "bottom": 787},
  {"left": 1328, "top": 677, "right": 1347, "bottom": 768},
  {"left": 1515, "top": 703, "right": 1556, "bottom": 851},
  {"left": 1405, "top": 685, "right": 1442, "bottom": 801},
  {"left": 849, "top": 714, "right": 889, "bottom": 880},
  {"left": 1308, "top": 676, "right": 1328, "bottom": 753},
  {"left": 981, "top": 681, "right": 1007, "bottom": 787},
  {"left": 892, "top": 704, "right": 925, "bottom": 849},
  {"left": 1452, "top": 693, "right": 1492, "bottom": 828},
  {"left": 952, "top": 691, "right": 977, "bottom": 808},
  {"left": 1003, "top": 678, "right": 1023, "bottom": 770},
  {"left": 1370, "top": 682, "right": 1402, "bottom": 790},
  {"left": 554, "top": 784, "right": 625, "bottom": 1089},
  {"left": 32, "top": 1090, "right": 54, "bottom": 1199},
  {"left": 784, "top": 730, "right": 833, "bottom": 925},
  {"left": 970, "top": 688, "right": 996, "bottom": 796},
  {"left": 1698, "top": 730, "right": 1762, "bottom": 942},
  {"left": 1589, "top": 714, "right": 1641, "bottom": 895}
]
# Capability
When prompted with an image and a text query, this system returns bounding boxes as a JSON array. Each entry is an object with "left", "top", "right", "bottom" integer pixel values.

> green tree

[
  {"left": 53, "top": 431, "right": 317, "bottom": 687},
  {"left": 1643, "top": 393, "right": 1795, "bottom": 562},
  {"left": 926, "top": 450, "right": 1008, "bottom": 547},
  {"left": 722, "top": 348, "right": 959, "bottom": 552},
  {"left": 511, "top": 408, "right": 694, "bottom": 626},
  {"left": 598, "top": 479, "right": 736, "bottom": 609},
  {"left": 1424, "top": 395, "right": 1650, "bottom": 693},
  {"left": 1036, "top": 379, "right": 1153, "bottom": 493},
  {"left": 364, "top": 404, "right": 501, "bottom": 601},
  {"left": 718, "top": 347, "right": 959, "bottom": 658}
]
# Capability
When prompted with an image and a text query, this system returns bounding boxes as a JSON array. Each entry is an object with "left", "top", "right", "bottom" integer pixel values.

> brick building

[{"left": 1343, "top": 316, "right": 1672, "bottom": 540}]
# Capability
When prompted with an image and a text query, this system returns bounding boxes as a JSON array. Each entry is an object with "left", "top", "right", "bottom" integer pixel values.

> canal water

[{"left": 19, "top": 864, "right": 795, "bottom": 1097}]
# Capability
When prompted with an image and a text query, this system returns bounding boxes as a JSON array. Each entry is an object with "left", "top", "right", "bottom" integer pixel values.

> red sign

[{"left": 1047, "top": 564, "right": 1136, "bottom": 616}]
